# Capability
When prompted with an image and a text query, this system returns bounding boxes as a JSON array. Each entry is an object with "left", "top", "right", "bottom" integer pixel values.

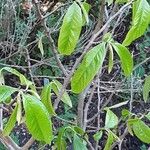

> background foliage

[{"left": 0, "top": 0, "right": 150, "bottom": 149}]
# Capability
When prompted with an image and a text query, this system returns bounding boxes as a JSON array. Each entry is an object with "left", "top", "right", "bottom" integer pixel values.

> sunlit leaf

[
  {"left": 73, "top": 134, "right": 87, "bottom": 150},
  {"left": 52, "top": 80, "right": 72, "bottom": 107},
  {"left": 93, "top": 130, "right": 103, "bottom": 142},
  {"left": 123, "top": 0, "right": 150, "bottom": 46},
  {"left": 0, "top": 67, "right": 33, "bottom": 87},
  {"left": 105, "top": 109, "right": 118, "bottom": 129},
  {"left": 112, "top": 43, "right": 133, "bottom": 76},
  {"left": 23, "top": 94, "right": 53, "bottom": 143},
  {"left": 133, "top": 119, "right": 150, "bottom": 143},
  {"left": 77, "top": 1, "right": 91, "bottom": 25},
  {"left": 0, "top": 86, "right": 17, "bottom": 103},
  {"left": 143, "top": 75, "right": 150, "bottom": 102},
  {"left": 41, "top": 83, "right": 56, "bottom": 115},
  {"left": 71, "top": 43, "right": 106, "bottom": 93},
  {"left": 145, "top": 112, "right": 150, "bottom": 120},
  {"left": 58, "top": 2, "right": 83, "bottom": 55},
  {"left": 104, "top": 131, "right": 114, "bottom": 150}
]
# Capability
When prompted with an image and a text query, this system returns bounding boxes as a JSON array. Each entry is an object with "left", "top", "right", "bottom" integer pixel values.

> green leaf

[
  {"left": 102, "top": 32, "right": 113, "bottom": 43},
  {"left": 123, "top": 0, "right": 150, "bottom": 46},
  {"left": 104, "top": 132, "right": 114, "bottom": 150},
  {"left": 127, "top": 122, "right": 134, "bottom": 136},
  {"left": 0, "top": 67, "right": 33, "bottom": 87},
  {"left": 56, "top": 127, "right": 67, "bottom": 150},
  {"left": 38, "top": 37, "right": 44, "bottom": 56},
  {"left": 71, "top": 43, "right": 106, "bottom": 93},
  {"left": 74, "top": 126, "right": 85, "bottom": 136},
  {"left": 93, "top": 130, "right": 103, "bottom": 142},
  {"left": 3, "top": 104, "right": 18, "bottom": 136},
  {"left": 58, "top": 2, "right": 83, "bottom": 55},
  {"left": 145, "top": 112, "right": 150, "bottom": 120},
  {"left": 0, "top": 86, "right": 17, "bottom": 103},
  {"left": 41, "top": 83, "right": 56, "bottom": 115},
  {"left": 77, "top": 1, "right": 90, "bottom": 25},
  {"left": 105, "top": 109, "right": 118, "bottom": 129},
  {"left": 0, "top": 67, "right": 20, "bottom": 77},
  {"left": 143, "top": 75, "right": 150, "bottom": 102},
  {"left": 121, "top": 109, "right": 131, "bottom": 118},
  {"left": 106, "top": 0, "right": 113, "bottom": 6},
  {"left": 81, "top": 2, "right": 91, "bottom": 25},
  {"left": 52, "top": 80, "right": 72, "bottom": 107},
  {"left": 132, "top": 0, "right": 139, "bottom": 20},
  {"left": 132, "top": 119, "right": 150, "bottom": 144},
  {"left": 112, "top": 43, "right": 133, "bottom": 76},
  {"left": 127, "top": 119, "right": 139, "bottom": 136},
  {"left": 108, "top": 44, "right": 114, "bottom": 73},
  {"left": 73, "top": 134, "right": 87, "bottom": 150},
  {"left": 23, "top": 94, "right": 53, "bottom": 143}
]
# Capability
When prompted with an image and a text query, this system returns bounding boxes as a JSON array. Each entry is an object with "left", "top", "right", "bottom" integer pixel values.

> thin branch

[
  {"left": 0, "top": 130, "right": 21, "bottom": 150},
  {"left": 83, "top": 82, "right": 97, "bottom": 131},
  {"left": 22, "top": 137, "right": 35, "bottom": 150},
  {"left": 77, "top": 86, "right": 90, "bottom": 127},
  {"left": 33, "top": 0, "right": 68, "bottom": 77}
]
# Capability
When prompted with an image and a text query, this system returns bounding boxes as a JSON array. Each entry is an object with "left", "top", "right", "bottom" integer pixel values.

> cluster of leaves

[{"left": 0, "top": 0, "right": 150, "bottom": 149}]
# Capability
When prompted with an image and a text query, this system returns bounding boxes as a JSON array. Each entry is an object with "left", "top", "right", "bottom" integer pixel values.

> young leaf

[
  {"left": 38, "top": 37, "right": 44, "bottom": 56},
  {"left": 104, "top": 132, "right": 114, "bottom": 150},
  {"left": 52, "top": 80, "right": 72, "bottom": 107},
  {"left": 127, "top": 118, "right": 139, "bottom": 136},
  {"left": 41, "top": 83, "right": 56, "bottom": 115},
  {"left": 123, "top": 0, "right": 150, "bottom": 46},
  {"left": 74, "top": 126, "right": 86, "bottom": 137},
  {"left": 108, "top": 44, "right": 114, "bottom": 73},
  {"left": 58, "top": 2, "right": 83, "bottom": 55},
  {"left": 0, "top": 86, "right": 17, "bottom": 103},
  {"left": 56, "top": 127, "right": 67, "bottom": 150},
  {"left": 112, "top": 43, "right": 133, "bottom": 76},
  {"left": 0, "top": 67, "right": 20, "bottom": 77},
  {"left": 127, "top": 121, "right": 134, "bottom": 136},
  {"left": 143, "top": 75, "right": 150, "bottom": 102},
  {"left": 81, "top": 2, "right": 91, "bottom": 25},
  {"left": 73, "top": 134, "right": 87, "bottom": 150},
  {"left": 71, "top": 43, "right": 106, "bottom": 93},
  {"left": 3, "top": 104, "right": 18, "bottom": 136},
  {"left": 93, "top": 130, "right": 103, "bottom": 142},
  {"left": 105, "top": 109, "right": 118, "bottom": 129},
  {"left": 76, "top": 1, "right": 90, "bottom": 25},
  {"left": 102, "top": 32, "right": 113, "bottom": 43},
  {"left": 23, "top": 94, "right": 53, "bottom": 143},
  {"left": 0, "top": 67, "right": 33, "bottom": 87},
  {"left": 132, "top": 119, "right": 150, "bottom": 144},
  {"left": 121, "top": 109, "right": 131, "bottom": 118}
]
